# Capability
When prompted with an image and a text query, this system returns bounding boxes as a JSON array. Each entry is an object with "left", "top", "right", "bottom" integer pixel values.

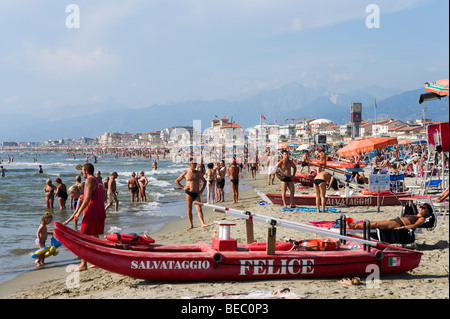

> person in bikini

[
  {"left": 138, "top": 171, "right": 148, "bottom": 202},
  {"left": 175, "top": 159, "right": 208, "bottom": 230},
  {"left": 274, "top": 150, "right": 297, "bottom": 208},
  {"left": 347, "top": 203, "right": 432, "bottom": 230},
  {"left": 313, "top": 170, "right": 339, "bottom": 212},
  {"left": 44, "top": 179, "right": 57, "bottom": 209},
  {"left": 204, "top": 163, "right": 216, "bottom": 204}
]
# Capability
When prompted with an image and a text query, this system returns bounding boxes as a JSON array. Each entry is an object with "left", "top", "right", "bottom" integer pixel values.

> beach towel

[
  {"left": 279, "top": 207, "right": 341, "bottom": 213},
  {"left": 309, "top": 220, "right": 363, "bottom": 228}
]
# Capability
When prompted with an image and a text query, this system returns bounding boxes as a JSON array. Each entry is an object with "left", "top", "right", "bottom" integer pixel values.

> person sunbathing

[
  {"left": 347, "top": 203, "right": 432, "bottom": 230},
  {"left": 433, "top": 186, "right": 449, "bottom": 203}
]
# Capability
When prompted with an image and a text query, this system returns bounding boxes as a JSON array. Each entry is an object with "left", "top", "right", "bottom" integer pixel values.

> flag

[
  {"left": 303, "top": 120, "right": 310, "bottom": 132},
  {"left": 374, "top": 95, "right": 377, "bottom": 109},
  {"left": 389, "top": 257, "right": 401, "bottom": 267},
  {"left": 260, "top": 114, "right": 266, "bottom": 120}
]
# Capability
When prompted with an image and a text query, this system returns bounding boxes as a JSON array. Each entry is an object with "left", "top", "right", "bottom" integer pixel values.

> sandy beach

[{"left": 1, "top": 169, "right": 448, "bottom": 300}]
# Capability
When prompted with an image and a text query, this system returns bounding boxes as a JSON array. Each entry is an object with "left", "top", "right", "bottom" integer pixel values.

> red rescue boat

[
  {"left": 265, "top": 191, "right": 413, "bottom": 207},
  {"left": 309, "top": 158, "right": 361, "bottom": 169},
  {"left": 54, "top": 205, "right": 422, "bottom": 281},
  {"left": 292, "top": 173, "right": 315, "bottom": 186}
]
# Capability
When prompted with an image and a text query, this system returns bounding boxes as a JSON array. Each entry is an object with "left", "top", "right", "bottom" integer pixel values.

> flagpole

[{"left": 374, "top": 95, "right": 377, "bottom": 136}]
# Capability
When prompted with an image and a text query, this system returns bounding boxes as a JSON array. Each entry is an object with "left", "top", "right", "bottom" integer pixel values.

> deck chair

[{"left": 370, "top": 201, "right": 437, "bottom": 248}]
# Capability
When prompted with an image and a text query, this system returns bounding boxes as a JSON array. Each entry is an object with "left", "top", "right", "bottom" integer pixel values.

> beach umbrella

[
  {"left": 337, "top": 137, "right": 398, "bottom": 157},
  {"left": 420, "top": 79, "right": 449, "bottom": 104},
  {"left": 296, "top": 144, "right": 309, "bottom": 151},
  {"left": 424, "top": 79, "right": 449, "bottom": 96},
  {"left": 412, "top": 140, "right": 427, "bottom": 145}
]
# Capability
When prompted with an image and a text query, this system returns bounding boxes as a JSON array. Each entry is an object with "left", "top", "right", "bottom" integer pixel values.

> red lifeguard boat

[
  {"left": 265, "top": 191, "right": 412, "bottom": 207},
  {"left": 54, "top": 204, "right": 422, "bottom": 282}
]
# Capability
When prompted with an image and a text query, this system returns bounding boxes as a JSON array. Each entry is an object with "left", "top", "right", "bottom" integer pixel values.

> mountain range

[{"left": 0, "top": 82, "right": 448, "bottom": 142}]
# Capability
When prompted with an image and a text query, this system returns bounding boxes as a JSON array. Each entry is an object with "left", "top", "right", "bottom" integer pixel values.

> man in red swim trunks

[{"left": 72, "top": 163, "right": 106, "bottom": 271}]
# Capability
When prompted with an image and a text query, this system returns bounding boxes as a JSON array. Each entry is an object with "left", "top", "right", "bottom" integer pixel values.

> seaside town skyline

[{"left": 1, "top": 115, "right": 445, "bottom": 148}]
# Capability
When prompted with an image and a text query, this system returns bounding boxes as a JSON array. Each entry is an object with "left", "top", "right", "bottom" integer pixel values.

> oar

[{"left": 196, "top": 202, "right": 377, "bottom": 247}]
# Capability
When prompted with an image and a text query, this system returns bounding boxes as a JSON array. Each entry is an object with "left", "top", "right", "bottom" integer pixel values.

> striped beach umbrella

[{"left": 424, "top": 78, "right": 449, "bottom": 96}]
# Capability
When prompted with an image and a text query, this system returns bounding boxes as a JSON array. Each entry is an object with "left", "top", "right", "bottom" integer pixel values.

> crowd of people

[{"left": 30, "top": 139, "right": 449, "bottom": 269}]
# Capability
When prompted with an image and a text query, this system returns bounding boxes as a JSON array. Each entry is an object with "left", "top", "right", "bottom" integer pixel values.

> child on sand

[{"left": 35, "top": 212, "right": 53, "bottom": 266}]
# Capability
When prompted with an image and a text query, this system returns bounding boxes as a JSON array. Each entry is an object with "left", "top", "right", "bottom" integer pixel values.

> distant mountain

[{"left": 0, "top": 83, "right": 448, "bottom": 142}]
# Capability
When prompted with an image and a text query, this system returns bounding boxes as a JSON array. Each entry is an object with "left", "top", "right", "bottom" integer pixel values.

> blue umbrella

[{"left": 412, "top": 140, "right": 427, "bottom": 145}]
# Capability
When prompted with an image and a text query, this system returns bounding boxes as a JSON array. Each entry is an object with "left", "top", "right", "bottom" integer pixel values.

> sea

[{"left": 0, "top": 150, "right": 196, "bottom": 285}]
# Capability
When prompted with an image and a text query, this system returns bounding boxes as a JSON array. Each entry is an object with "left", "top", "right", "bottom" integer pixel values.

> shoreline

[{"left": 1, "top": 171, "right": 448, "bottom": 299}]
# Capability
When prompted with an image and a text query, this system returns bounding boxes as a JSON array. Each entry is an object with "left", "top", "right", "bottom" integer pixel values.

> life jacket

[{"left": 105, "top": 233, "right": 155, "bottom": 246}]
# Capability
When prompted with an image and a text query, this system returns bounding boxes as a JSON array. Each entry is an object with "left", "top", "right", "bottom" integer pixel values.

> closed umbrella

[{"left": 337, "top": 137, "right": 398, "bottom": 157}]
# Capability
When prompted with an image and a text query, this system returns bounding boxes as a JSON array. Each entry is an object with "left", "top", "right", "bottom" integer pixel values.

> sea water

[{"left": 0, "top": 151, "right": 192, "bottom": 284}]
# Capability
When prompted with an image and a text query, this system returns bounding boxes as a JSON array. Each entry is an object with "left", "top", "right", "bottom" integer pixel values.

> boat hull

[
  {"left": 54, "top": 223, "right": 421, "bottom": 282},
  {"left": 292, "top": 173, "right": 315, "bottom": 186},
  {"left": 309, "top": 159, "right": 360, "bottom": 169},
  {"left": 265, "top": 193, "right": 412, "bottom": 207}
]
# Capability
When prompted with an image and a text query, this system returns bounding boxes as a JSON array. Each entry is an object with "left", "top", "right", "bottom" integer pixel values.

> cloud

[
  {"left": 332, "top": 73, "right": 354, "bottom": 82},
  {"left": 1, "top": 95, "right": 19, "bottom": 104},
  {"left": 425, "top": 66, "right": 439, "bottom": 72},
  {"left": 25, "top": 45, "right": 115, "bottom": 76}
]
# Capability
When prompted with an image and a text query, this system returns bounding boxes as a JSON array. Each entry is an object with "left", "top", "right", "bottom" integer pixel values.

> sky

[{"left": 0, "top": 0, "right": 448, "bottom": 120}]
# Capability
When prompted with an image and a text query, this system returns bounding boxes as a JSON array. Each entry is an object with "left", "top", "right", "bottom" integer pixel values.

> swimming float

[{"left": 30, "top": 237, "right": 62, "bottom": 259}]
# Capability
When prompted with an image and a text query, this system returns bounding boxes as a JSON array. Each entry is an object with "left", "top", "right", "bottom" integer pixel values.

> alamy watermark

[
  {"left": 65, "top": 4, "right": 80, "bottom": 29},
  {"left": 366, "top": 4, "right": 380, "bottom": 29}
]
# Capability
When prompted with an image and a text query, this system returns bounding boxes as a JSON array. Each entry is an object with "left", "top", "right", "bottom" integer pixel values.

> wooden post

[
  {"left": 245, "top": 219, "right": 254, "bottom": 244},
  {"left": 377, "top": 190, "right": 381, "bottom": 213},
  {"left": 266, "top": 225, "right": 276, "bottom": 255}
]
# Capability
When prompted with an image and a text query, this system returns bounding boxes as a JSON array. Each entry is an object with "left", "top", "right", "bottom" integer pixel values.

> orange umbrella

[
  {"left": 424, "top": 78, "right": 449, "bottom": 96},
  {"left": 338, "top": 137, "right": 398, "bottom": 157}
]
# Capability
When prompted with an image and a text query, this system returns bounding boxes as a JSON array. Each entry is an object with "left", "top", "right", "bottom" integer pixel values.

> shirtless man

[
  {"left": 227, "top": 160, "right": 240, "bottom": 204},
  {"left": 274, "top": 150, "right": 297, "bottom": 208},
  {"left": 105, "top": 172, "right": 119, "bottom": 211},
  {"left": 139, "top": 171, "right": 148, "bottom": 202},
  {"left": 300, "top": 150, "right": 310, "bottom": 174},
  {"left": 127, "top": 172, "right": 140, "bottom": 202},
  {"left": 175, "top": 160, "right": 208, "bottom": 229},
  {"left": 216, "top": 161, "right": 226, "bottom": 202}
]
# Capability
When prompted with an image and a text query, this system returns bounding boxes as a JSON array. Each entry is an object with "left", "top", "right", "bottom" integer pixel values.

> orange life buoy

[{"left": 295, "top": 238, "right": 340, "bottom": 251}]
